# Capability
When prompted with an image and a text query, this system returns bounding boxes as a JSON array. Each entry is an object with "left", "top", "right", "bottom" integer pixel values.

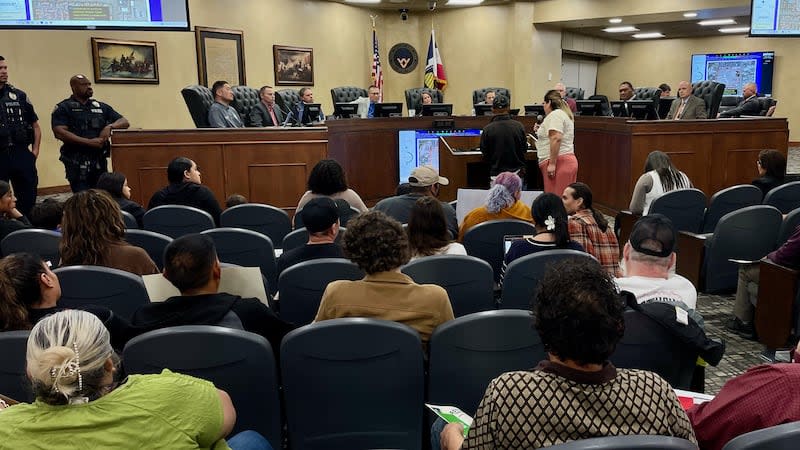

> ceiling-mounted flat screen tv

[
  {"left": 690, "top": 51, "right": 775, "bottom": 97},
  {"left": 0, "top": 1, "right": 189, "bottom": 30},
  {"left": 750, "top": 0, "right": 800, "bottom": 36}
]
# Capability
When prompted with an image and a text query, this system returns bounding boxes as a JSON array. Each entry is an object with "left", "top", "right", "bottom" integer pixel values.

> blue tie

[{"left": 368, "top": 103, "right": 375, "bottom": 118}]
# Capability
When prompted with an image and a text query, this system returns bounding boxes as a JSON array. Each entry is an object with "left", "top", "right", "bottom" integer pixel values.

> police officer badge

[{"left": 8, "top": 92, "right": 16, "bottom": 100}]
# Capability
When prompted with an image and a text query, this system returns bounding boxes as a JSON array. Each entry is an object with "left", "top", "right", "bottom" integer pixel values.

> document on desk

[{"left": 674, "top": 388, "right": 714, "bottom": 410}]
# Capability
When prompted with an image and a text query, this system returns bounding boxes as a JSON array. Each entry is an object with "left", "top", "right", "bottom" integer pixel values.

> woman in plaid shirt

[{"left": 562, "top": 182, "right": 621, "bottom": 276}]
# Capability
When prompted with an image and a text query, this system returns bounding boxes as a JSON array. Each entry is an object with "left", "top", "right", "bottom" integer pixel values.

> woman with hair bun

[
  {"left": 458, "top": 171, "right": 532, "bottom": 241},
  {"left": 0, "top": 310, "right": 273, "bottom": 449},
  {"left": 0, "top": 180, "right": 31, "bottom": 242},
  {"left": 502, "top": 193, "right": 584, "bottom": 282}
]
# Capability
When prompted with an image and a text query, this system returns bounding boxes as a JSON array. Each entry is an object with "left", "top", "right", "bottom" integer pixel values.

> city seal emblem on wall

[{"left": 388, "top": 43, "right": 418, "bottom": 74}]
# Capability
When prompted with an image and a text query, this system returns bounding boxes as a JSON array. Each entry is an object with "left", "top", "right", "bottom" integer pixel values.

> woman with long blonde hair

[
  {"left": 535, "top": 89, "right": 577, "bottom": 195},
  {"left": 59, "top": 189, "right": 158, "bottom": 275}
]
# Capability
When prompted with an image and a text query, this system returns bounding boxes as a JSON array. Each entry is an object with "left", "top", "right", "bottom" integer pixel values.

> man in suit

[
  {"left": 718, "top": 83, "right": 761, "bottom": 118},
  {"left": 666, "top": 81, "right": 707, "bottom": 120},
  {"left": 618, "top": 81, "right": 636, "bottom": 101},
  {"left": 295, "top": 87, "right": 325, "bottom": 124},
  {"left": 248, "top": 85, "right": 284, "bottom": 127}
]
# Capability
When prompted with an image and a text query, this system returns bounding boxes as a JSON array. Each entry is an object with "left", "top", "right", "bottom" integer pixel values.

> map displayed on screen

[
  {"left": 0, "top": 0, "right": 189, "bottom": 29},
  {"left": 398, "top": 129, "right": 482, "bottom": 184},
  {"left": 751, "top": 0, "right": 800, "bottom": 36},
  {"left": 690, "top": 52, "right": 775, "bottom": 96}
]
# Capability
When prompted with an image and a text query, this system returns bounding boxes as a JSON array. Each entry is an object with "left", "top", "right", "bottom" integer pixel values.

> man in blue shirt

[{"left": 207, "top": 80, "right": 244, "bottom": 128}]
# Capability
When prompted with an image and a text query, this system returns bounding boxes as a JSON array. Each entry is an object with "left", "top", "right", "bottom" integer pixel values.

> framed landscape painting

[{"left": 91, "top": 38, "right": 159, "bottom": 84}]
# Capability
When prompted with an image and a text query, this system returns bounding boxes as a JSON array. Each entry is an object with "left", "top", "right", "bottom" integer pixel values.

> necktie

[
  {"left": 368, "top": 103, "right": 375, "bottom": 118},
  {"left": 676, "top": 99, "right": 686, "bottom": 119},
  {"left": 268, "top": 105, "right": 278, "bottom": 125}
]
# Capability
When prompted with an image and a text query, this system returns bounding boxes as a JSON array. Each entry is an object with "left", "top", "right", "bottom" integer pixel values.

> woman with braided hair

[{"left": 0, "top": 310, "right": 273, "bottom": 449}]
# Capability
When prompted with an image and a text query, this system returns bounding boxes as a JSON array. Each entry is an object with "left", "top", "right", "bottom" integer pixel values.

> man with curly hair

[
  {"left": 314, "top": 210, "right": 454, "bottom": 346},
  {"left": 437, "top": 258, "right": 696, "bottom": 449}
]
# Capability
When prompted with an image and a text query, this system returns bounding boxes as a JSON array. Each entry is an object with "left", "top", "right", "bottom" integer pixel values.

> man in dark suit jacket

[
  {"left": 666, "top": 81, "right": 707, "bottom": 120},
  {"left": 249, "top": 85, "right": 285, "bottom": 127},
  {"left": 719, "top": 83, "right": 761, "bottom": 118}
]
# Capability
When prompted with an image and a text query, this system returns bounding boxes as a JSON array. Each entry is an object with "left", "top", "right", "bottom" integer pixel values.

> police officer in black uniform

[
  {"left": 52, "top": 74, "right": 129, "bottom": 192},
  {"left": 0, "top": 55, "right": 41, "bottom": 217}
]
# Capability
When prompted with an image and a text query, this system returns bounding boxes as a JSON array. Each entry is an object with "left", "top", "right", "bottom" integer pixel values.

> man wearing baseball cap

[
  {"left": 374, "top": 165, "right": 458, "bottom": 238},
  {"left": 276, "top": 197, "right": 344, "bottom": 276},
  {"left": 615, "top": 214, "right": 698, "bottom": 319},
  {"left": 480, "top": 94, "right": 528, "bottom": 183}
]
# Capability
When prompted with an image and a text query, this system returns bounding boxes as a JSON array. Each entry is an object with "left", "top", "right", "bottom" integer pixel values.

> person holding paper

[
  {"left": 437, "top": 258, "right": 696, "bottom": 449},
  {"left": 130, "top": 233, "right": 294, "bottom": 352}
]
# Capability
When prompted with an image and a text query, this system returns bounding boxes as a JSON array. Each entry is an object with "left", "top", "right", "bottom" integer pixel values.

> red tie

[{"left": 268, "top": 105, "right": 278, "bottom": 126}]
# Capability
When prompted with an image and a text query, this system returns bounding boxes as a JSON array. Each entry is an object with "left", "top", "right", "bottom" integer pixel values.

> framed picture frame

[
  {"left": 195, "top": 26, "right": 246, "bottom": 87},
  {"left": 91, "top": 38, "right": 159, "bottom": 84},
  {"left": 273, "top": 45, "right": 314, "bottom": 86}
]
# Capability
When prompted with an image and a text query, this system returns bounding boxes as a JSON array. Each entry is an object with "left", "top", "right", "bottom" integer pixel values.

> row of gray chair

[{"left": 1, "top": 308, "right": 724, "bottom": 449}]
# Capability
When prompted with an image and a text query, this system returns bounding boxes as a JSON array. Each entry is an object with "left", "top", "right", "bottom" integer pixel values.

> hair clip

[{"left": 545, "top": 215, "right": 556, "bottom": 231}]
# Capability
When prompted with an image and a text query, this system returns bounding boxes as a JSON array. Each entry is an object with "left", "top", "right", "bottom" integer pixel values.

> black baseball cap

[
  {"left": 492, "top": 94, "right": 510, "bottom": 110},
  {"left": 301, "top": 197, "right": 339, "bottom": 233},
  {"left": 629, "top": 214, "right": 676, "bottom": 257}
]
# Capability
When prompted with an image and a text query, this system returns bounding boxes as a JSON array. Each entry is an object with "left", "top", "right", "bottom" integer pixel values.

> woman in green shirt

[{"left": 0, "top": 310, "right": 272, "bottom": 450}]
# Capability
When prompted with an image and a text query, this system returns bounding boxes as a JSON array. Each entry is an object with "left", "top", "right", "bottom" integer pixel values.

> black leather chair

[
  {"left": 231, "top": 85, "right": 260, "bottom": 127},
  {"left": 588, "top": 94, "right": 612, "bottom": 116},
  {"left": 404, "top": 87, "right": 444, "bottom": 112},
  {"left": 565, "top": 86, "right": 584, "bottom": 100},
  {"left": 276, "top": 89, "right": 301, "bottom": 114},
  {"left": 330, "top": 86, "right": 368, "bottom": 104},
  {"left": 692, "top": 80, "right": 726, "bottom": 118},
  {"left": 754, "top": 97, "right": 777, "bottom": 116},
  {"left": 633, "top": 86, "right": 662, "bottom": 113},
  {"left": 718, "top": 95, "right": 742, "bottom": 115},
  {"left": 180, "top": 85, "right": 215, "bottom": 128},
  {"left": 472, "top": 87, "right": 510, "bottom": 105}
]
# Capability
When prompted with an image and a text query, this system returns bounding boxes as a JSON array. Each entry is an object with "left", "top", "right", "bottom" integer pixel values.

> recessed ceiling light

[
  {"left": 609, "top": 18, "right": 622, "bottom": 24},
  {"left": 719, "top": 26, "right": 751, "bottom": 33},
  {"left": 683, "top": 12, "right": 698, "bottom": 18},
  {"left": 447, "top": 0, "right": 483, "bottom": 4},
  {"left": 698, "top": 19, "right": 736, "bottom": 26},
  {"left": 632, "top": 32, "right": 665, "bottom": 39},
  {"left": 603, "top": 26, "right": 639, "bottom": 33}
]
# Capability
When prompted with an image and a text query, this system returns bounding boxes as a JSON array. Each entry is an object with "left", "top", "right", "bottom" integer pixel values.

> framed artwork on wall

[
  {"left": 195, "top": 26, "right": 246, "bottom": 87},
  {"left": 91, "top": 38, "right": 159, "bottom": 84},
  {"left": 273, "top": 45, "right": 314, "bottom": 86}
]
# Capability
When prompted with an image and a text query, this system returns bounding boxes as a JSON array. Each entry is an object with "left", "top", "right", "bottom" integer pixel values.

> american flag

[{"left": 371, "top": 28, "right": 384, "bottom": 102}]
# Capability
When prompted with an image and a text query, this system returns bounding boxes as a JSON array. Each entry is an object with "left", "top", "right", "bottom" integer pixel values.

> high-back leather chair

[
  {"left": 276, "top": 89, "right": 301, "bottom": 113},
  {"left": 588, "top": 94, "right": 612, "bottom": 116},
  {"left": 472, "top": 87, "right": 510, "bottom": 105},
  {"left": 180, "top": 85, "right": 215, "bottom": 128},
  {"left": 692, "top": 80, "right": 726, "bottom": 118},
  {"left": 718, "top": 95, "right": 742, "bottom": 115},
  {"left": 231, "top": 85, "right": 260, "bottom": 126},
  {"left": 755, "top": 97, "right": 776, "bottom": 116},
  {"left": 330, "top": 86, "right": 368, "bottom": 104},
  {"left": 565, "top": 86, "right": 584, "bottom": 100},
  {"left": 633, "top": 86, "right": 662, "bottom": 113},
  {"left": 404, "top": 87, "right": 443, "bottom": 112}
]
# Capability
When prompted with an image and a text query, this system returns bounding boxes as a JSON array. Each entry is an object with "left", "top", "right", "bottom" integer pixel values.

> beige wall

[
  {"left": 533, "top": 0, "right": 748, "bottom": 23},
  {"left": 596, "top": 35, "right": 797, "bottom": 139},
  {"left": 1, "top": 0, "right": 565, "bottom": 188}
]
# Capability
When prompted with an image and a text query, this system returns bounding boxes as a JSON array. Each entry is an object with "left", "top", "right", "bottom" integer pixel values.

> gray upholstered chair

[
  {"left": 180, "top": 85, "right": 215, "bottom": 128},
  {"left": 230, "top": 85, "right": 260, "bottom": 126},
  {"left": 565, "top": 86, "right": 585, "bottom": 100},
  {"left": 692, "top": 80, "right": 726, "bottom": 118},
  {"left": 472, "top": 87, "right": 510, "bottom": 105},
  {"left": 330, "top": 86, "right": 368, "bottom": 104},
  {"left": 404, "top": 87, "right": 443, "bottom": 112}
]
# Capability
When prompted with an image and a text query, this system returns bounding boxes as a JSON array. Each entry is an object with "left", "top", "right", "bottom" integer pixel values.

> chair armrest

[
  {"left": 676, "top": 231, "right": 707, "bottom": 289},
  {"left": 755, "top": 260, "right": 800, "bottom": 349},
  {"left": 615, "top": 210, "right": 640, "bottom": 254}
]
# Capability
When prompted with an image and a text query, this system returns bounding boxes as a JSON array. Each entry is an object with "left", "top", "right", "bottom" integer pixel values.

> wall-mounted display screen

[
  {"left": 398, "top": 129, "right": 481, "bottom": 184},
  {"left": 750, "top": 0, "right": 800, "bottom": 36},
  {"left": 0, "top": 0, "right": 189, "bottom": 30},
  {"left": 690, "top": 51, "right": 775, "bottom": 96}
]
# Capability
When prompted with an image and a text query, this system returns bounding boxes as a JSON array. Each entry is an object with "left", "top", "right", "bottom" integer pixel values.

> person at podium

[
  {"left": 249, "top": 85, "right": 284, "bottom": 127},
  {"left": 666, "top": 81, "right": 707, "bottom": 120},
  {"left": 479, "top": 94, "right": 527, "bottom": 184},
  {"left": 207, "top": 80, "right": 243, "bottom": 128}
]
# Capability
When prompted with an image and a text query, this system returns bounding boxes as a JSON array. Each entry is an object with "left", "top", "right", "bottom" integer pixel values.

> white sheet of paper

[{"left": 142, "top": 266, "right": 269, "bottom": 305}]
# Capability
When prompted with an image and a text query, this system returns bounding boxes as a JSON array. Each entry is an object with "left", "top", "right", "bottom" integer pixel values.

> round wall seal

[{"left": 388, "top": 43, "right": 419, "bottom": 74}]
